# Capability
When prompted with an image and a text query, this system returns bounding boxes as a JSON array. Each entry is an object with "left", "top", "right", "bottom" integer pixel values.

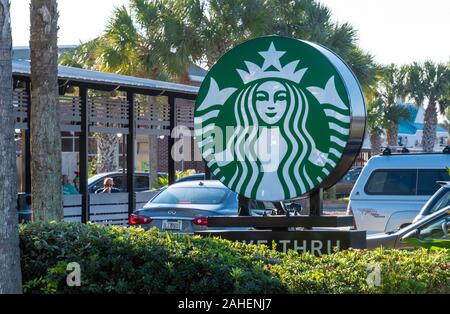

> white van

[{"left": 347, "top": 152, "right": 450, "bottom": 234}]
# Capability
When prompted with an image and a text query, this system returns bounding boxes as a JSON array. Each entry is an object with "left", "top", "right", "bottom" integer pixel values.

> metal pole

[
  {"left": 79, "top": 86, "right": 89, "bottom": 223},
  {"left": 204, "top": 164, "right": 211, "bottom": 180},
  {"left": 122, "top": 135, "right": 126, "bottom": 191},
  {"left": 127, "top": 92, "right": 136, "bottom": 217},
  {"left": 168, "top": 95, "right": 176, "bottom": 185},
  {"left": 309, "top": 188, "right": 323, "bottom": 217}
]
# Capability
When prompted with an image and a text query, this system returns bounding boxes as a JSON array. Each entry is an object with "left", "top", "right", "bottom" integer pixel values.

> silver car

[
  {"left": 413, "top": 182, "right": 450, "bottom": 223},
  {"left": 367, "top": 205, "right": 450, "bottom": 249},
  {"left": 129, "top": 180, "right": 281, "bottom": 234}
]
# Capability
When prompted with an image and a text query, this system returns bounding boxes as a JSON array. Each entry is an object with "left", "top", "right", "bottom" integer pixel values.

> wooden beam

[
  {"left": 79, "top": 86, "right": 89, "bottom": 223},
  {"left": 206, "top": 215, "right": 354, "bottom": 228},
  {"left": 127, "top": 92, "right": 136, "bottom": 217},
  {"left": 168, "top": 95, "right": 176, "bottom": 185}
]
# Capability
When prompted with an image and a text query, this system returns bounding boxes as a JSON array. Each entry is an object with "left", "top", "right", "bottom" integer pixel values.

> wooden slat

[{"left": 90, "top": 205, "right": 129, "bottom": 214}]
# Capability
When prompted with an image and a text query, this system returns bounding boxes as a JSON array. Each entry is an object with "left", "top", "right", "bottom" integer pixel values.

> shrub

[{"left": 20, "top": 222, "right": 450, "bottom": 294}]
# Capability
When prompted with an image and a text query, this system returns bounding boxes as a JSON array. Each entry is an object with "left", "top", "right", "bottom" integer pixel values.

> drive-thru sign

[
  {"left": 194, "top": 35, "right": 367, "bottom": 254},
  {"left": 194, "top": 35, "right": 365, "bottom": 201}
]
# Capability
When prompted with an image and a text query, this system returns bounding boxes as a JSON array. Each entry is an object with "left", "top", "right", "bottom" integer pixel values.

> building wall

[{"left": 380, "top": 130, "right": 449, "bottom": 152}]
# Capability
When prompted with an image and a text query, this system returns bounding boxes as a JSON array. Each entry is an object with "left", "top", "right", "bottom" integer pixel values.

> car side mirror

[{"left": 442, "top": 221, "right": 449, "bottom": 238}]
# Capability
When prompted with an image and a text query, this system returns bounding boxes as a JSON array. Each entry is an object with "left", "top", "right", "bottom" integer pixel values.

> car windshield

[
  {"left": 150, "top": 187, "right": 228, "bottom": 205},
  {"left": 427, "top": 188, "right": 450, "bottom": 215}
]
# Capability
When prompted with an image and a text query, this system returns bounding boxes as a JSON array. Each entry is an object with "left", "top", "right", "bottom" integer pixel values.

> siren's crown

[{"left": 237, "top": 42, "right": 308, "bottom": 85}]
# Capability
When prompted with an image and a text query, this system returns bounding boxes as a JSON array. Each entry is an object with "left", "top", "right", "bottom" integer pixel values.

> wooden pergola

[{"left": 12, "top": 59, "right": 201, "bottom": 222}]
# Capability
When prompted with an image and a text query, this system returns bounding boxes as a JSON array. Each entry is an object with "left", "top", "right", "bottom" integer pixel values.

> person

[
  {"left": 73, "top": 171, "right": 80, "bottom": 192},
  {"left": 95, "top": 177, "right": 120, "bottom": 194},
  {"left": 62, "top": 174, "right": 79, "bottom": 195}
]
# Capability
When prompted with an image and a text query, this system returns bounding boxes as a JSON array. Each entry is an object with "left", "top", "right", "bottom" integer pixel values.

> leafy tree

[
  {"left": 0, "top": 0, "right": 23, "bottom": 293},
  {"left": 366, "top": 98, "right": 384, "bottom": 155},
  {"left": 30, "top": 0, "right": 63, "bottom": 221},
  {"left": 60, "top": 0, "right": 376, "bottom": 90},
  {"left": 405, "top": 61, "right": 450, "bottom": 152},
  {"left": 374, "top": 64, "right": 410, "bottom": 147}
]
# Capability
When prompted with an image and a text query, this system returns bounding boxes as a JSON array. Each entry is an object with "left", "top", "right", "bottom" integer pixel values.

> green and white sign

[{"left": 195, "top": 35, "right": 366, "bottom": 201}]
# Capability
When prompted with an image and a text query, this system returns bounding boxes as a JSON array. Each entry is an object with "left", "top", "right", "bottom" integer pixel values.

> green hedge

[{"left": 20, "top": 222, "right": 450, "bottom": 294}]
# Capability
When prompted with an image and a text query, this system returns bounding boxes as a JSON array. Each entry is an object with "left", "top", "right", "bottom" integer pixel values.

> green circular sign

[{"left": 195, "top": 35, "right": 366, "bottom": 201}]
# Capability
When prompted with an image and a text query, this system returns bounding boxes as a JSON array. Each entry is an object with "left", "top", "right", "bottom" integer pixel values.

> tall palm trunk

[
  {"left": 0, "top": 0, "right": 22, "bottom": 293},
  {"left": 385, "top": 122, "right": 399, "bottom": 147},
  {"left": 370, "top": 133, "right": 382, "bottom": 155},
  {"left": 96, "top": 133, "right": 119, "bottom": 173},
  {"left": 422, "top": 100, "right": 438, "bottom": 152},
  {"left": 30, "top": 0, "right": 63, "bottom": 221}
]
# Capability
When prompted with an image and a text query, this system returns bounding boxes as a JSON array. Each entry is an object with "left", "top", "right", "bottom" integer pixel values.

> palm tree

[
  {"left": 376, "top": 64, "right": 410, "bottom": 146},
  {"left": 30, "top": 0, "right": 63, "bottom": 221},
  {"left": 405, "top": 61, "right": 450, "bottom": 152},
  {"left": 0, "top": 0, "right": 23, "bottom": 293},
  {"left": 366, "top": 98, "right": 384, "bottom": 155},
  {"left": 61, "top": 0, "right": 376, "bottom": 90}
]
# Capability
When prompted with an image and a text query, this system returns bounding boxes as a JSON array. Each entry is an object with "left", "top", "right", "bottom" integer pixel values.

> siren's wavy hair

[{"left": 226, "top": 79, "right": 316, "bottom": 199}]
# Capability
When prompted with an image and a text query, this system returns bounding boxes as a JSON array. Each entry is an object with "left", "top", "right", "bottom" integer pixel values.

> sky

[{"left": 10, "top": 0, "right": 450, "bottom": 65}]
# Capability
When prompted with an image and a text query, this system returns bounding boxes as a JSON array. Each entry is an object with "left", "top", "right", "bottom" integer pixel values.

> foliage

[
  {"left": 152, "top": 169, "right": 197, "bottom": 189},
  {"left": 405, "top": 61, "right": 450, "bottom": 115},
  {"left": 59, "top": 0, "right": 376, "bottom": 91},
  {"left": 405, "top": 61, "right": 450, "bottom": 151},
  {"left": 366, "top": 98, "right": 385, "bottom": 137},
  {"left": 369, "top": 64, "right": 411, "bottom": 146},
  {"left": 323, "top": 186, "right": 336, "bottom": 200},
  {"left": 20, "top": 222, "right": 449, "bottom": 294},
  {"left": 402, "top": 238, "right": 450, "bottom": 252}
]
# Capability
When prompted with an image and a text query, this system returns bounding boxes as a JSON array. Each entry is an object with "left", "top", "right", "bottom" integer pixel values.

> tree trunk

[
  {"left": 422, "top": 100, "right": 438, "bottom": 152},
  {"left": 30, "top": 0, "right": 63, "bottom": 221},
  {"left": 0, "top": 0, "right": 23, "bottom": 293},
  {"left": 96, "top": 133, "right": 119, "bottom": 173},
  {"left": 370, "top": 132, "right": 382, "bottom": 155},
  {"left": 385, "top": 122, "right": 398, "bottom": 147}
]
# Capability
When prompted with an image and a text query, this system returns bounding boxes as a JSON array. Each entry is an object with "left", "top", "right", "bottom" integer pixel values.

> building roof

[
  {"left": 399, "top": 104, "right": 447, "bottom": 135},
  {"left": 13, "top": 59, "right": 199, "bottom": 96},
  {"left": 13, "top": 46, "right": 205, "bottom": 93}
]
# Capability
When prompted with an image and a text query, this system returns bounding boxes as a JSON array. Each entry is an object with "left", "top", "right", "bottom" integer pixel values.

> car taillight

[
  {"left": 193, "top": 217, "right": 208, "bottom": 226},
  {"left": 129, "top": 213, "right": 152, "bottom": 225},
  {"left": 346, "top": 205, "right": 357, "bottom": 229}
]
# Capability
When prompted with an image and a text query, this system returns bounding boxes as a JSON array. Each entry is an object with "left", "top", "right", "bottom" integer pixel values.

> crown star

[
  {"left": 237, "top": 41, "right": 308, "bottom": 85},
  {"left": 259, "top": 42, "right": 286, "bottom": 71}
]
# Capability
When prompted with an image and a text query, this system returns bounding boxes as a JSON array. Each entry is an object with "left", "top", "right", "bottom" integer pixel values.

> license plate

[{"left": 162, "top": 220, "right": 182, "bottom": 231}]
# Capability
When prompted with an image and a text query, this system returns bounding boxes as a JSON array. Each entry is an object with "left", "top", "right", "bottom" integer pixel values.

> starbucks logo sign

[{"left": 194, "top": 36, "right": 366, "bottom": 201}]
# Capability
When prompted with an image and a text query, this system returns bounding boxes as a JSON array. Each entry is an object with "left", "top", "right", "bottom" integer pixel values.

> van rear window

[
  {"left": 365, "top": 169, "right": 417, "bottom": 195},
  {"left": 417, "top": 169, "right": 450, "bottom": 195},
  {"left": 365, "top": 169, "right": 450, "bottom": 196}
]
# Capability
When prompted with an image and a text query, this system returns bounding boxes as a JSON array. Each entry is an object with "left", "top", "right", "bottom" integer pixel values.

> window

[
  {"left": 151, "top": 187, "right": 227, "bottom": 204},
  {"left": 417, "top": 169, "right": 450, "bottom": 195},
  {"left": 111, "top": 176, "right": 125, "bottom": 192},
  {"left": 365, "top": 169, "right": 417, "bottom": 195},
  {"left": 427, "top": 189, "right": 450, "bottom": 215},
  {"left": 417, "top": 216, "right": 450, "bottom": 240},
  {"left": 61, "top": 138, "right": 74, "bottom": 152},
  {"left": 135, "top": 175, "right": 149, "bottom": 191}
]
